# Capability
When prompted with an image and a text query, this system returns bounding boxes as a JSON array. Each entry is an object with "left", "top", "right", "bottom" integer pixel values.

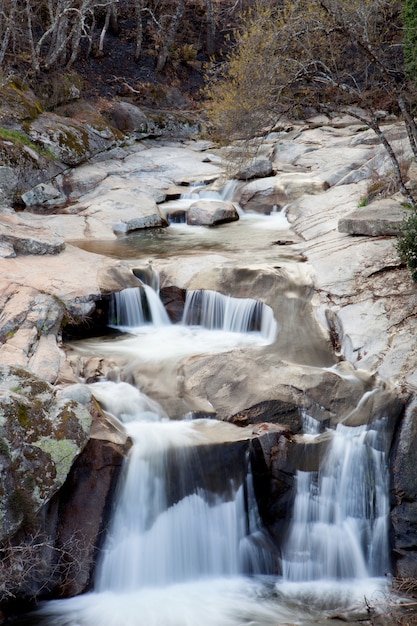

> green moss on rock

[
  {"left": 35, "top": 437, "right": 80, "bottom": 484},
  {"left": 0, "top": 365, "right": 92, "bottom": 540}
]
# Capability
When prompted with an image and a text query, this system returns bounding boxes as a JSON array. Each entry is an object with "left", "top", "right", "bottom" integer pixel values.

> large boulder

[
  {"left": 234, "top": 158, "right": 274, "bottom": 181},
  {"left": 187, "top": 200, "right": 239, "bottom": 226},
  {"left": 27, "top": 111, "right": 120, "bottom": 167},
  {"left": 43, "top": 429, "right": 130, "bottom": 597},
  {"left": 0, "top": 366, "right": 92, "bottom": 541},
  {"left": 103, "top": 101, "right": 150, "bottom": 135},
  {"left": 391, "top": 395, "right": 417, "bottom": 578}
]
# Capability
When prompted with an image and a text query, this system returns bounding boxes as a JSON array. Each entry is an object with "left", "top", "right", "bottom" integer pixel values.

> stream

[{"left": 12, "top": 182, "right": 403, "bottom": 625}]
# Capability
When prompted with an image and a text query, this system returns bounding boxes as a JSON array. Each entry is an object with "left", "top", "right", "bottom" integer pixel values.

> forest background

[{"left": 2, "top": 0, "right": 417, "bottom": 276}]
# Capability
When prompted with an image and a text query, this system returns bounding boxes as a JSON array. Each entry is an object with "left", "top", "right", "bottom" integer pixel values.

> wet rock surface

[{"left": 0, "top": 109, "right": 416, "bottom": 594}]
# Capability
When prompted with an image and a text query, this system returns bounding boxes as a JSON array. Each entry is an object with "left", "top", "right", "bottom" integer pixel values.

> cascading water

[
  {"left": 281, "top": 413, "right": 390, "bottom": 582},
  {"left": 89, "top": 381, "right": 273, "bottom": 593},
  {"left": 163, "top": 179, "right": 244, "bottom": 224},
  {"left": 22, "top": 279, "right": 397, "bottom": 626},
  {"left": 110, "top": 284, "right": 170, "bottom": 327},
  {"left": 109, "top": 284, "right": 278, "bottom": 345}
]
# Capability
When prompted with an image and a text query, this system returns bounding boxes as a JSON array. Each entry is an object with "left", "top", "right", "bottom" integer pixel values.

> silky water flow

[{"left": 21, "top": 281, "right": 395, "bottom": 626}]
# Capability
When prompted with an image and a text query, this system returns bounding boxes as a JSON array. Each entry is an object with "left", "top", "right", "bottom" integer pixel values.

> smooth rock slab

[
  {"left": 0, "top": 213, "right": 65, "bottom": 255},
  {"left": 338, "top": 199, "right": 410, "bottom": 236}
]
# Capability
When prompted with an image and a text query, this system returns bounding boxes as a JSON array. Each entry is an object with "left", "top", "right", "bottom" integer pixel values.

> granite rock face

[{"left": 0, "top": 365, "right": 92, "bottom": 541}]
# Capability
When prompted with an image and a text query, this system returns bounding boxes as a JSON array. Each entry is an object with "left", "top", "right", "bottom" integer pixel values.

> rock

[
  {"left": 229, "top": 400, "right": 302, "bottom": 432},
  {"left": 237, "top": 173, "right": 326, "bottom": 213},
  {"left": 237, "top": 177, "right": 287, "bottom": 213},
  {"left": 104, "top": 101, "right": 150, "bottom": 135},
  {"left": 0, "top": 214, "right": 65, "bottom": 255},
  {"left": 27, "top": 112, "right": 119, "bottom": 166},
  {"left": 250, "top": 429, "right": 295, "bottom": 530},
  {"left": 0, "top": 365, "right": 92, "bottom": 541},
  {"left": 0, "top": 166, "right": 17, "bottom": 203},
  {"left": 0, "top": 240, "right": 15, "bottom": 258},
  {"left": 160, "top": 285, "right": 186, "bottom": 323},
  {"left": 0, "top": 246, "right": 141, "bottom": 382},
  {"left": 391, "top": 396, "right": 417, "bottom": 577},
  {"left": 43, "top": 435, "right": 130, "bottom": 597},
  {"left": 0, "top": 83, "right": 42, "bottom": 127},
  {"left": 234, "top": 158, "right": 273, "bottom": 180},
  {"left": 60, "top": 166, "right": 109, "bottom": 199},
  {"left": 187, "top": 200, "right": 239, "bottom": 226},
  {"left": 338, "top": 199, "right": 410, "bottom": 236},
  {"left": 20, "top": 188, "right": 168, "bottom": 239},
  {"left": 21, "top": 182, "right": 66, "bottom": 208}
]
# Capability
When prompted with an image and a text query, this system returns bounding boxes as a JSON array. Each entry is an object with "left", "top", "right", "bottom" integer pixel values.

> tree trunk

[
  {"left": 398, "top": 95, "right": 417, "bottom": 162},
  {"left": 98, "top": 5, "right": 112, "bottom": 54},
  {"left": 156, "top": 0, "right": 185, "bottom": 73},
  {"left": 203, "top": 0, "right": 216, "bottom": 57},
  {"left": 365, "top": 115, "right": 416, "bottom": 207},
  {"left": 0, "top": 1, "right": 17, "bottom": 67},
  {"left": 134, "top": 0, "right": 144, "bottom": 62}
]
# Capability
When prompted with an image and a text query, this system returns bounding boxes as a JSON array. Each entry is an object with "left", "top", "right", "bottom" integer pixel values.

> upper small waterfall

[
  {"left": 109, "top": 284, "right": 278, "bottom": 344},
  {"left": 182, "top": 289, "right": 277, "bottom": 342},
  {"left": 109, "top": 285, "right": 170, "bottom": 328}
]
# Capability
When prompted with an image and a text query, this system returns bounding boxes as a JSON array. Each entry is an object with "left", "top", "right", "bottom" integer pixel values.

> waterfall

[
  {"left": 182, "top": 289, "right": 277, "bottom": 341},
  {"left": 109, "top": 285, "right": 278, "bottom": 344},
  {"left": 109, "top": 285, "right": 170, "bottom": 328},
  {"left": 90, "top": 381, "right": 274, "bottom": 593},
  {"left": 281, "top": 413, "right": 390, "bottom": 581},
  {"left": 163, "top": 180, "right": 244, "bottom": 223}
]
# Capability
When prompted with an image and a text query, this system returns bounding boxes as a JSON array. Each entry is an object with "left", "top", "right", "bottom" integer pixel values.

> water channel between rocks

[{"left": 13, "top": 188, "right": 404, "bottom": 625}]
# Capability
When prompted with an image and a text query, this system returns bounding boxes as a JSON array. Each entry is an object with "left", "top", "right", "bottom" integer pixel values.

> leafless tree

[
  {"left": 156, "top": 0, "right": 185, "bottom": 72},
  {"left": 0, "top": 529, "right": 92, "bottom": 602},
  {"left": 203, "top": 0, "right": 216, "bottom": 56}
]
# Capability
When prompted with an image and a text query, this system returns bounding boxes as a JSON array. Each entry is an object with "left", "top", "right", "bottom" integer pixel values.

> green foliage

[
  {"left": 0, "top": 127, "right": 33, "bottom": 147},
  {"left": 397, "top": 209, "right": 417, "bottom": 281},
  {"left": 403, "top": 0, "right": 417, "bottom": 83},
  {"left": 0, "top": 126, "right": 53, "bottom": 159}
]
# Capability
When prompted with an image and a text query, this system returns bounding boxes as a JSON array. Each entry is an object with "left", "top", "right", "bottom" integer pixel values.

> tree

[
  {"left": 206, "top": 0, "right": 417, "bottom": 205},
  {"left": 156, "top": 0, "right": 186, "bottom": 72},
  {"left": 397, "top": 210, "right": 417, "bottom": 281},
  {"left": 403, "top": 0, "right": 417, "bottom": 82}
]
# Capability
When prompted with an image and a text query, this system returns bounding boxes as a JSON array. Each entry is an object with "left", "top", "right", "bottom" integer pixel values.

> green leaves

[
  {"left": 403, "top": 0, "right": 417, "bottom": 83},
  {"left": 397, "top": 209, "right": 417, "bottom": 281}
]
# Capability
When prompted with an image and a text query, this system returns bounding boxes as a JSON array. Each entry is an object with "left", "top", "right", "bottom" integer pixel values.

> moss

[
  {"left": 35, "top": 437, "right": 79, "bottom": 484},
  {"left": 8, "top": 83, "right": 43, "bottom": 117},
  {"left": 0, "top": 83, "right": 42, "bottom": 123},
  {"left": 0, "top": 439, "right": 10, "bottom": 458},
  {"left": 0, "top": 126, "right": 54, "bottom": 159},
  {"left": 17, "top": 403, "right": 30, "bottom": 429},
  {"left": 9, "top": 488, "right": 34, "bottom": 525}
]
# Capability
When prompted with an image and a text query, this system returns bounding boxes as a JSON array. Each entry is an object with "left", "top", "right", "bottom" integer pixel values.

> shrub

[{"left": 397, "top": 209, "right": 417, "bottom": 281}]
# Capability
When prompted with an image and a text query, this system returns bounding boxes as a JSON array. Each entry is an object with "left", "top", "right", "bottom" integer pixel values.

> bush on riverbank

[{"left": 397, "top": 209, "right": 417, "bottom": 281}]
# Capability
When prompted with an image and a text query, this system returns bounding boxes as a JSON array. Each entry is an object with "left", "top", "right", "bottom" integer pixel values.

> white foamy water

[
  {"left": 282, "top": 416, "right": 390, "bottom": 582},
  {"left": 28, "top": 381, "right": 392, "bottom": 626},
  {"left": 24, "top": 195, "right": 396, "bottom": 624},
  {"left": 88, "top": 284, "right": 278, "bottom": 365},
  {"left": 33, "top": 575, "right": 390, "bottom": 626}
]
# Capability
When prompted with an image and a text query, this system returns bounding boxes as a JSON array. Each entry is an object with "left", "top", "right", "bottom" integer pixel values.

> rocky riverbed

[{"left": 1, "top": 95, "right": 417, "bottom": 607}]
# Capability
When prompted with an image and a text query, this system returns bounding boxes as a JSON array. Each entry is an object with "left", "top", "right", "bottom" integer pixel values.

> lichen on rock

[{"left": 0, "top": 365, "right": 92, "bottom": 540}]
